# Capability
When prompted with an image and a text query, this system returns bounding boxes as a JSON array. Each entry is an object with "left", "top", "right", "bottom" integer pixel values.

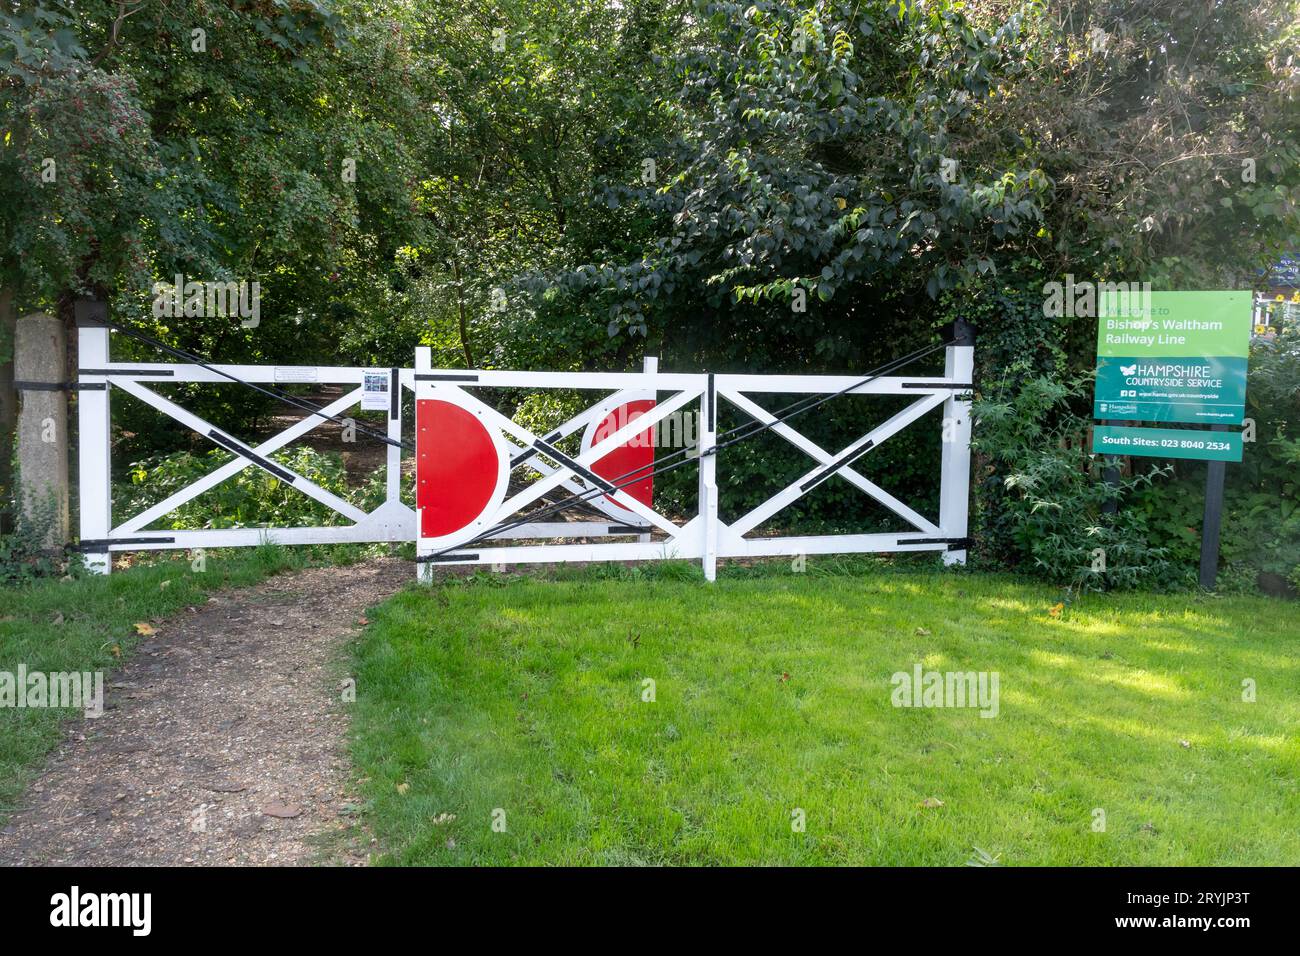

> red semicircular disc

[
  {"left": 416, "top": 399, "right": 502, "bottom": 537},
  {"left": 588, "top": 400, "right": 656, "bottom": 510}
]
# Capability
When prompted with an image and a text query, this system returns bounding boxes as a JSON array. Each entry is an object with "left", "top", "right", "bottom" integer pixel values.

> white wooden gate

[
  {"left": 413, "top": 331, "right": 973, "bottom": 582},
  {"left": 76, "top": 318, "right": 413, "bottom": 574},
  {"left": 75, "top": 315, "right": 973, "bottom": 580}
]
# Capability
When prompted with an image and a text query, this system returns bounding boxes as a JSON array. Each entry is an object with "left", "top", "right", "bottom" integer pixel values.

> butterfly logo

[{"left": 1119, "top": 364, "right": 1137, "bottom": 376}]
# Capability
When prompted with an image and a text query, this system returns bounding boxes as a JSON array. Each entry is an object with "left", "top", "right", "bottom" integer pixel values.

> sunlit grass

[{"left": 348, "top": 564, "right": 1300, "bottom": 866}]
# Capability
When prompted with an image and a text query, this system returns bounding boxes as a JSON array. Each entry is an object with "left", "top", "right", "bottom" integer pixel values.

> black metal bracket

[
  {"left": 206, "top": 429, "right": 297, "bottom": 484},
  {"left": 799, "top": 440, "right": 876, "bottom": 493},
  {"left": 532, "top": 439, "right": 617, "bottom": 494},
  {"left": 907, "top": 536, "right": 973, "bottom": 550},
  {"left": 511, "top": 430, "right": 563, "bottom": 467},
  {"left": 15, "top": 380, "right": 107, "bottom": 392},
  {"left": 74, "top": 536, "right": 177, "bottom": 551},
  {"left": 940, "top": 318, "right": 976, "bottom": 347},
  {"left": 79, "top": 367, "right": 175, "bottom": 377}
]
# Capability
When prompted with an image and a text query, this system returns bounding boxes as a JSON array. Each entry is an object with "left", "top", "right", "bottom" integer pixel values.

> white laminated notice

[{"left": 362, "top": 370, "right": 390, "bottom": 411}]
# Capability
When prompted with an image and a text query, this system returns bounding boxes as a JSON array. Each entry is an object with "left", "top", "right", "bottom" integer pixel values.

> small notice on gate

[
  {"left": 274, "top": 366, "right": 319, "bottom": 384},
  {"left": 362, "top": 370, "right": 390, "bottom": 411}
]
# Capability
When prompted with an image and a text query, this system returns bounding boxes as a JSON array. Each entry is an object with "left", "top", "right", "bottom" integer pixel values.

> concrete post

[{"left": 14, "top": 312, "right": 69, "bottom": 549}]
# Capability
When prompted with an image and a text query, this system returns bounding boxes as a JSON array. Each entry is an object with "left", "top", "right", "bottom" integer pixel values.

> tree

[
  {"left": 535, "top": 0, "right": 1047, "bottom": 371},
  {"left": 1, "top": 1, "right": 434, "bottom": 447},
  {"left": 538, "top": 0, "right": 1299, "bottom": 372}
]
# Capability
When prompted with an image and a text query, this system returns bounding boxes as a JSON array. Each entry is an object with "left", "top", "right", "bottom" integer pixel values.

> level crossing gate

[
  {"left": 411, "top": 328, "right": 973, "bottom": 581},
  {"left": 74, "top": 310, "right": 973, "bottom": 581}
]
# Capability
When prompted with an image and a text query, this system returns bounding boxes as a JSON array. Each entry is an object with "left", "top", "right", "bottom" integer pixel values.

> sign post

[
  {"left": 1198, "top": 426, "right": 1228, "bottom": 589},
  {"left": 1091, "top": 291, "right": 1252, "bottom": 588}
]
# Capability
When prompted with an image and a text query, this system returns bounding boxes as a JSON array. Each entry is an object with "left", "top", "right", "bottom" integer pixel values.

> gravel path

[{"left": 0, "top": 559, "right": 409, "bottom": 866}]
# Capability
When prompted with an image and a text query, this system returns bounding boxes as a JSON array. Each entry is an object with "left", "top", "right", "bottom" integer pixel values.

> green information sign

[
  {"left": 1094, "top": 290, "right": 1252, "bottom": 425},
  {"left": 1092, "top": 425, "right": 1242, "bottom": 462}
]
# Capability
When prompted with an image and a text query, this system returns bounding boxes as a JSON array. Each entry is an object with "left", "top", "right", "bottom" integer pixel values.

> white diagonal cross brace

[
  {"left": 112, "top": 379, "right": 368, "bottom": 527},
  {"left": 728, "top": 391, "right": 948, "bottom": 537},
  {"left": 721, "top": 390, "right": 940, "bottom": 535}
]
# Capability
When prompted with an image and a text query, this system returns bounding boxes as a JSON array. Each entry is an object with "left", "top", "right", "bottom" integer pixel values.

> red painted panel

[
  {"left": 416, "top": 399, "right": 501, "bottom": 537},
  {"left": 588, "top": 400, "right": 656, "bottom": 510}
]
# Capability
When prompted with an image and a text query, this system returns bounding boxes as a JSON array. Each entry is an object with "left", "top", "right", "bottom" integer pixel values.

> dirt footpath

[{"left": 0, "top": 559, "right": 409, "bottom": 866}]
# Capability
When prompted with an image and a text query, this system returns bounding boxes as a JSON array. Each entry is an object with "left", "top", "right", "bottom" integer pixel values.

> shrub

[
  {"left": 972, "top": 364, "right": 1175, "bottom": 591},
  {"left": 0, "top": 493, "right": 62, "bottom": 585},
  {"left": 1133, "top": 327, "right": 1300, "bottom": 594},
  {"left": 115, "top": 446, "right": 368, "bottom": 531}
]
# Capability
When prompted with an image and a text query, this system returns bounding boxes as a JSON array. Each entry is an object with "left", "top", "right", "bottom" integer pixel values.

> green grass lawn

[
  {"left": 349, "top": 562, "right": 1300, "bottom": 866},
  {"left": 0, "top": 545, "right": 303, "bottom": 818}
]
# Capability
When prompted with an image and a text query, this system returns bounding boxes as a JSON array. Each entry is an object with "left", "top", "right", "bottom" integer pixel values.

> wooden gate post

[
  {"left": 640, "top": 354, "right": 658, "bottom": 546},
  {"left": 75, "top": 300, "right": 112, "bottom": 574},
  {"left": 14, "top": 312, "right": 69, "bottom": 549},
  {"left": 698, "top": 372, "right": 718, "bottom": 581},
  {"left": 940, "top": 319, "right": 974, "bottom": 566}
]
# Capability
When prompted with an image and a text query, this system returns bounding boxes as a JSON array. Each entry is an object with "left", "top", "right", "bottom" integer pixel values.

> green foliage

[
  {"left": 0, "top": 494, "right": 60, "bottom": 585},
  {"left": 510, "top": 389, "right": 589, "bottom": 440},
  {"left": 3, "top": 0, "right": 428, "bottom": 449},
  {"left": 972, "top": 366, "right": 1175, "bottom": 591},
  {"left": 938, "top": 258, "right": 1086, "bottom": 381},
  {"left": 1006, "top": 0, "right": 1300, "bottom": 288},
  {"left": 115, "top": 446, "right": 376, "bottom": 531},
  {"left": 0, "top": 3, "right": 86, "bottom": 83},
  {"left": 410, "top": 0, "right": 690, "bottom": 372},
  {"left": 537, "top": 0, "right": 1047, "bottom": 366},
  {"left": 1, "top": 66, "right": 161, "bottom": 298}
]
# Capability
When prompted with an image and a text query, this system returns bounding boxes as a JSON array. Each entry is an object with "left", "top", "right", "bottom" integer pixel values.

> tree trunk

[
  {"left": 0, "top": 287, "right": 16, "bottom": 532},
  {"left": 451, "top": 257, "right": 475, "bottom": 368}
]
